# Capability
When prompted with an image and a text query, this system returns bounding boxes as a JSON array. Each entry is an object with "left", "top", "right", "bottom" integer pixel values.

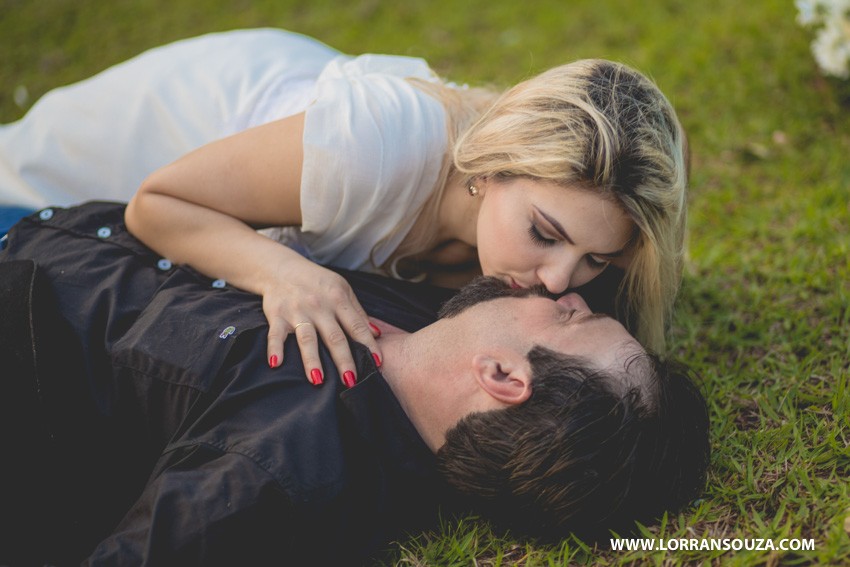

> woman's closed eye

[
  {"left": 529, "top": 222, "right": 611, "bottom": 269},
  {"left": 528, "top": 223, "right": 556, "bottom": 247}
]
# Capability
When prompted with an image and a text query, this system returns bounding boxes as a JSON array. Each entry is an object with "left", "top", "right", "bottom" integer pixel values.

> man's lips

[{"left": 508, "top": 277, "right": 523, "bottom": 289}]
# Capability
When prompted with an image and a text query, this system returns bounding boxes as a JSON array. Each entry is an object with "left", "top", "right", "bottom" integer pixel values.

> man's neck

[{"left": 370, "top": 318, "right": 463, "bottom": 452}]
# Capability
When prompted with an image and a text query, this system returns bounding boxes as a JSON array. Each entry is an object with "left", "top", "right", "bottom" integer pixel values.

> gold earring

[{"left": 467, "top": 184, "right": 479, "bottom": 197}]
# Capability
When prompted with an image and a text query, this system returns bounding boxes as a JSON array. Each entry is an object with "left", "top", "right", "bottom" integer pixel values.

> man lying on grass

[{"left": 0, "top": 202, "right": 709, "bottom": 566}]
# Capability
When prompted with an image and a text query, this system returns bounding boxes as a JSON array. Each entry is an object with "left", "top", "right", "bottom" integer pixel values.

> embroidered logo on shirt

[{"left": 219, "top": 325, "right": 236, "bottom": 339}]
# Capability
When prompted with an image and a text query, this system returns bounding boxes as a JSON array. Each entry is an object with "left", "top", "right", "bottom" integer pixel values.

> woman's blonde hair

[
  {"left": 377, "top": 79, "right": 500, "bottom": 274},
  {"left": 452, "top": 59, "right": 688, "bottom": 353}
]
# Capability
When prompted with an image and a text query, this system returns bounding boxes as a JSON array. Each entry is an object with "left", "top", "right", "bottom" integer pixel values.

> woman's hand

[
  {"left": 262, "top": 258, "right": 382, "bottom": 387},
  {"left": 126, "top": 112, "right": 382, "bottom": 386}
]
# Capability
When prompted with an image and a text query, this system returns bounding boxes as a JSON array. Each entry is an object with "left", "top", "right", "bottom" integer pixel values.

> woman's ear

[{"left": 471, "top": 353, "right": 532, "bottom": 405}]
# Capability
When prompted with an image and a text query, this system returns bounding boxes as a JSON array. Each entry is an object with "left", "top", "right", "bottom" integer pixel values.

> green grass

[{"left": 3, "top": 0, "right": 849, "bottom": 564}]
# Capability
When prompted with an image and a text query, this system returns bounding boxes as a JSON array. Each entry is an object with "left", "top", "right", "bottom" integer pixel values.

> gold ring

[{"left": 294, "top": 321, "right": 314, "bottom": 331}]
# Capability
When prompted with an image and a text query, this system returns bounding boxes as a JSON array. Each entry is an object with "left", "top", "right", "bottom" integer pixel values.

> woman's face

[{"left": 475, "top": 176, "right": 634, "bottom": 294}]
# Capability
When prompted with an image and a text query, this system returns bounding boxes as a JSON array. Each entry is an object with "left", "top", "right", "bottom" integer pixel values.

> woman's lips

[{"left": 509, "top": 277, "right": 522, "bottom": 289}]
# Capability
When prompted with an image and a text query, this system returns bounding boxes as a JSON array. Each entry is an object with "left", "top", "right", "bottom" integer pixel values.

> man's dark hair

[{"left": 436, "top": 346, "right": 710, "bottom": 542}]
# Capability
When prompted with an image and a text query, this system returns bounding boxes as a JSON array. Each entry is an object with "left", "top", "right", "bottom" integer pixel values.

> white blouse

[
  {"left": 0, "top": 29, "right": 337, "bottom": 208},
  {"left": 287, "top": 53, "right": 447, "bottom": 271},
  {"left": 0, "top": 28, "right": 449, "bottom": 273}
]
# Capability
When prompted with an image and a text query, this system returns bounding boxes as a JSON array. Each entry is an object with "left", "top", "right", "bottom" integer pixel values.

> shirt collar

[{"left": 340, "top": 344, "right": 437, "bottom": 478}]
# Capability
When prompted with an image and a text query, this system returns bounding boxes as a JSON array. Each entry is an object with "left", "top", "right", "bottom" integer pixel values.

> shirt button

[
  {"left": 39, "top": 208, "right": 54, "bottom": 220},
  {"left": 97, "top": 227, "right": 112, "bottom": 239},
  {"left": 157, "top": 259, "right": 173, "bottom": 271},
  {"left": 211, "top": 279, "right": 226, "bottom": 288}
]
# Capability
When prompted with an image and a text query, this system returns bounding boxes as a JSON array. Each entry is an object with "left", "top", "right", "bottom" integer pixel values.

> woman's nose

[{"left": 536, "top": 256, "right": 578, "bottom": 294}]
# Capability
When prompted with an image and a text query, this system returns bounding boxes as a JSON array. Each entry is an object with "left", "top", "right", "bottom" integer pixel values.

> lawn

[{"left": 2, "top": 0, "right": 848, "bottom": 564}]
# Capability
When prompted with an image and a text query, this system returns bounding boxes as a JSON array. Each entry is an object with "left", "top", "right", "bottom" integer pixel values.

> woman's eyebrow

[{"left": 535, "top": 207, "right": 626, "bottom": 257}]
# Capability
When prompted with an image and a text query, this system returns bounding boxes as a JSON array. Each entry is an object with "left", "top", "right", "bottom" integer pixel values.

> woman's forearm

[
  {"left": 125, "top": 189, "right": 304, "bottom": 297},
  {"left": 124, "top": 111, "right": 381, "bottom": 384}
]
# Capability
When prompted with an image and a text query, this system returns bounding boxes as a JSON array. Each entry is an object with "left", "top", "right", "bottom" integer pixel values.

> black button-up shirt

[{"left": 0, "top": 202, "right": 457, "bottom": 566}]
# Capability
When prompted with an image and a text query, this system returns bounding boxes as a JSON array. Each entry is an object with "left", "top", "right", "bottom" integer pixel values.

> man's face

[{"left": 440, "top": 277, "right": 642, "bottom": 371}]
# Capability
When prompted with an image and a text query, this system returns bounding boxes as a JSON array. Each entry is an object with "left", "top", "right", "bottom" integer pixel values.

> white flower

[
  {"left": 812, "top": 19, "right": 850, "bottom": 77},
  {"left": 796, "top": 0, "right": 820, "bottom": 26},
  {"left": 797, "top": 0, "right": 850, "bottom": 78}
]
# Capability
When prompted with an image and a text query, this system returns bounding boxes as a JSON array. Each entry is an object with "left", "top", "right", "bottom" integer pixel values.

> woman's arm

[{"left": 125, "top": 113, "right": 380, "bottom": 386}]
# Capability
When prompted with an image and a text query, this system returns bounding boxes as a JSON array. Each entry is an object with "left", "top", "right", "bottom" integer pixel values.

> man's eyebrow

[{"left": 536, "top": 207, "right": 626, "bottom": 258}]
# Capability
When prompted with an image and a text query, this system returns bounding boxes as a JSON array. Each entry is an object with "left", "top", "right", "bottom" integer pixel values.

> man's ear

[{"left": 471, "top": 354, "right": 532, "bottom": 405}]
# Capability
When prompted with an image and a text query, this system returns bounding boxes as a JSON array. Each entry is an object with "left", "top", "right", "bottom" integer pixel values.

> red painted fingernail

[
  {"left": 269, "top": 355, "right": 278, "bottom": 369},
  {"left": 310, "top": 368, "right": 323, "bottom": 386},
  {"left": 372, "top": 352, "right": 382, "bottom": 368},
  {"left": 368, "top": 322, "right": 382, "bottom": 338},
  {"left": 343, "top": 371, "right": 356, "bottom": 388}
]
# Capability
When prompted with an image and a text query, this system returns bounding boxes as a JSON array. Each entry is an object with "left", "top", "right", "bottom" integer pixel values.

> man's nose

[{"left": 556, "top": 292, "right": 591, "bottom": 313}]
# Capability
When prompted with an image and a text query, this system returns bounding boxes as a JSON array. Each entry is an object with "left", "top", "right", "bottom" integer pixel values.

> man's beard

[{"left": 438, "top": 276, "right": 554, "bottom": 319}]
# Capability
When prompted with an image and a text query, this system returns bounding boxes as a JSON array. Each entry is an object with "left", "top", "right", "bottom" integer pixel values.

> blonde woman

[{"left": 2, "top": 30, "right": 687, "bottom": 385}]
